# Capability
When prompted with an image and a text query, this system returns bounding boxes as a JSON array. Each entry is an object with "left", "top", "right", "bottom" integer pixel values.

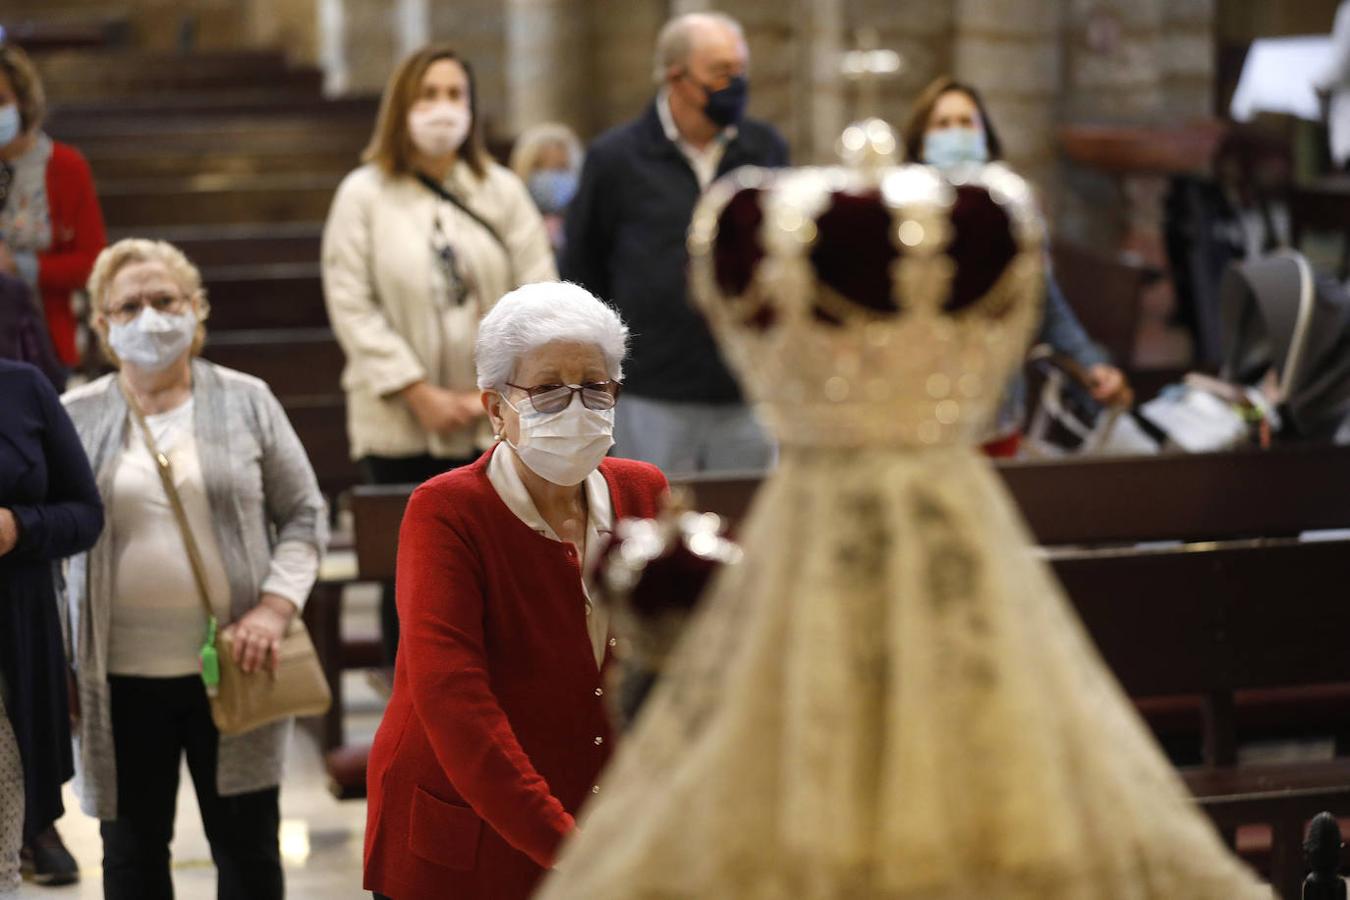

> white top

[
  {"left": 1229, "top": 35, "right": 1331, "bottom": 124},
  {"left": 657, "top": 88, "right": 737, "bottom": 191},
  {"left": 487, "top": 444, "right": 612, "bottom": 667},
  {"left": 322, "top": 161, "right": 557, "bottom": 460},
  {"left": 107, "top": 399, "right": 319, "bottom": 677},
  {"left": 1324, "top": 2, "right": 1350, "bottom": 165}
]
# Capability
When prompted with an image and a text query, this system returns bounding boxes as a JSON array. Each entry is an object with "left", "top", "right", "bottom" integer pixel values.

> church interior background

[{"left": 2, "top": 0, "right": 1346, "bottom": 897}]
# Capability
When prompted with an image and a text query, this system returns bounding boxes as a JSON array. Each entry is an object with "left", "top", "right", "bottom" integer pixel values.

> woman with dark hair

[
  {"left": 323, "top": 44, "right": 556, "bottom": 664},
  {"left": 902, "top": 76, "right": 1128, "bottom": 456},
  {"left": 0, "top": 358, "right": 103, "bottom": 895}
]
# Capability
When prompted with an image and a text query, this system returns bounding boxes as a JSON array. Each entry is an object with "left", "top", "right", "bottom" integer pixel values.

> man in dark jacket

[{"left": 562, "top": 11, "right": 788, "bottom": 474}]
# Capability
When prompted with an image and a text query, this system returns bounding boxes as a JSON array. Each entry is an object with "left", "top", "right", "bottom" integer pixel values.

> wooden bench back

[
  {"left": 672, "top": 445, "right": 1350, "bottom": 546},
  {"left": 351, "top": 447, "right": 1350, "bottom": 578}
]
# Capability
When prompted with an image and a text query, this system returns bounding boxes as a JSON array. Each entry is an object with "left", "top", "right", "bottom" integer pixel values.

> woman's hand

[
  {"left": 0, "top": 242, "right": 15, "bottom": 277},
  {"left": 403, "top": 382, "right": 484, "bottom": 435},
  {"left": 225, "top": 593, "right": 297, "bottom": 674},
  {"left": 0, "top": 508, "right": 18, "bottom": 557},
  {"left": 1087, "top": 364, "right": 1128, "bottom": 404}
]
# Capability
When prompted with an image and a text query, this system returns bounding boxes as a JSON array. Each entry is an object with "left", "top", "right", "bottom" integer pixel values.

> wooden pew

[
  {"left": 1289, "top": 180, "right": 1350, "bottom": 282},
  {"left": 1058, "top": 538, "right": 1350, "bottom": 898},
  {"left": 674, "top": 445, "right": 1350, "bottom": 546}
]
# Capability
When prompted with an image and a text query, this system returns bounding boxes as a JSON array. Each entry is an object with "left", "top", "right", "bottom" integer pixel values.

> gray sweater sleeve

[{"left": 253, "top": 384, "right": 329, "bottom": 556}]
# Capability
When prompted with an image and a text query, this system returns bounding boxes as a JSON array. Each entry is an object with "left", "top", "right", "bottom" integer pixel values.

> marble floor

[{"left": 16, "top": 582, "right": 385, "bottom": 900}]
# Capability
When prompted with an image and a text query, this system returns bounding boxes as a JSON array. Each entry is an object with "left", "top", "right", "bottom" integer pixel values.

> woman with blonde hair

[
  {"left": 509, "top": 122, "right": 584, "bottom": 251},
  {"left": 62, "top": 238, "right": 327, "bottom": 900},
  {"left": 323, "top": 44, "right": 556, "bottom": 665}
]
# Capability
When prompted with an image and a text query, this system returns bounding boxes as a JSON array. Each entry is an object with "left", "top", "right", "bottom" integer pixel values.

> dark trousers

[
  {"left": 101, "top": 675, "right": 283, "bottom": 900},
  {"left": 360, "top": 453, "right": 474, "bottom": 665}
]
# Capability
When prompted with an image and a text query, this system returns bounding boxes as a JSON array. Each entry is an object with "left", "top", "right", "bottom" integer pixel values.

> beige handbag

[{"left": 122, "top": 381, "right": 332, "bottom": 736}]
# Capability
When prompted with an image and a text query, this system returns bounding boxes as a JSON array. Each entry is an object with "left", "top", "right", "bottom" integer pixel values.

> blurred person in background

[
  {"left": 324, "top": 44, "right": 556, "bottom": 667},
  {"left": 0, "top": 44, "right": 107, "bottom": 371},
  {"left": 563, "top": 12, "right": 788, "bottom": 475},
  {"left": 902, "top": 75, "right": 1128, "bottom": 457},
  {"left": 510, "top": 122, "right": 583, "bottom": 254}
]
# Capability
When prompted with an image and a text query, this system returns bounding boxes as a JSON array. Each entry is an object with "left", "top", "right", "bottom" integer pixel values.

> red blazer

[
  {"left": 37, "top": 142, "right": 107, "bottom": 365},
  {"left": 364, "top": 449, "right": 668, "bottom": 900}
]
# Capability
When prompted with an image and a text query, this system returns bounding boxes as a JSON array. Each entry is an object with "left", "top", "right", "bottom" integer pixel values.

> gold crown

[{"left": 687, "top": 122, "right": 1046, "bottom": 449}]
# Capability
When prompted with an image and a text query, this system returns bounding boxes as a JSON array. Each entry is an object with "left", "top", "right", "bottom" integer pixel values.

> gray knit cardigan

[{"left": 61, "top": 360, "right": 328, "bottom": 820}]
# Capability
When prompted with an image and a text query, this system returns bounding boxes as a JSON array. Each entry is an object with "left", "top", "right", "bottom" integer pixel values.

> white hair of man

[
  {"left": 652, "top": 11, "right": 746, "bottom": 84},
  {"left": 476, "top": 281, "right": 629, "bottom": 391}
]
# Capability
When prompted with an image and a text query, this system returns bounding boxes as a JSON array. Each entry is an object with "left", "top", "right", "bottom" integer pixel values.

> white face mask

[
  {"left": 501, "top": 393, "right": 615, "bottom": 486},
  {"left": 408, "top": 102, "right": 471, "bottom": 159},
  {"left": 0, "top": 104, "right": 20, "bottom": 146},
  {"left": 108, "top": 307, "right": 197, "bottom": 372}
]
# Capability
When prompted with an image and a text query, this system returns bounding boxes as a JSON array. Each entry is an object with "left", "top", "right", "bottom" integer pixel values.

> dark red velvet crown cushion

[
  {"left": 944, "top": 185, "right": 1017, "bottom": 314},
  {"left": 710, "top": 178, "right": 1020, "bottom": 326}
]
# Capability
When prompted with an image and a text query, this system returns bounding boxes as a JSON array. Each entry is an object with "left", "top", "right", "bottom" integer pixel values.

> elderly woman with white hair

[
  {"left": 363, "top": 281, "right": 667, "bottom": 900},
  {"left": 61, "top": 238, "right": 327, "bottom": 900}
]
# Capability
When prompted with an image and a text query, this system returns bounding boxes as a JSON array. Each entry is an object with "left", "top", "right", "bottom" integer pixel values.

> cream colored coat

[{"left": 321, "top": 159, "right": 557, "bottom": 460}]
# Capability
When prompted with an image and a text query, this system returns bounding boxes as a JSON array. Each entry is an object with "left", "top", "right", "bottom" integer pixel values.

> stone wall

[{"left": 19, "top": 0, "right": 1242, "bottom": 243}]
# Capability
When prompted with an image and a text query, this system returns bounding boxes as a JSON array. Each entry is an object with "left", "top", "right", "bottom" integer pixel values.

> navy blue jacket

[
  {"left": 562, "top": 101, "right": 789, "bottom": 403},
  {"left": 0, "top": 360, "right": 103, "bottom": 838}
]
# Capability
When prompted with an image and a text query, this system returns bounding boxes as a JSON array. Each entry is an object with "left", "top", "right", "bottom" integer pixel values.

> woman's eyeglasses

[
  {"left": 505, "top": 381, "right": 622, "bottom": 414},
  {"left": 105, "top": 293, "right": 189, "bottom": 324}
]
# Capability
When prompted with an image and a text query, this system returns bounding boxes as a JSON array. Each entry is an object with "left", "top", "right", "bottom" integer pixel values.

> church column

[
  {"left": 795, "top": 0, "right": 845, "bottom": 164},
  {"left": 503, "top": 0, "right": 591, "bottom": 139},
  {"left": 952, "top": 0, "right": 1064, "bottom": 201}
]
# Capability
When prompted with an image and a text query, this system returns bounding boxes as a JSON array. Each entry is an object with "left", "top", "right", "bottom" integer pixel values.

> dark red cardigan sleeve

[
  {"left": 395, "top": 482, "right": 576, "bottom": 868},
  {"left": 39, "top": 143, "right": 107, "bottom": 294}
]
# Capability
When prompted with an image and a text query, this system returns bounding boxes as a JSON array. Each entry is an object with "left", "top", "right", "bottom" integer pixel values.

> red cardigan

[
  {"left": 37, "top": 142, "right": 107, "bottom": 365},
  {"left": 364, "top": 449, "right": 668, "bottom": 900}
]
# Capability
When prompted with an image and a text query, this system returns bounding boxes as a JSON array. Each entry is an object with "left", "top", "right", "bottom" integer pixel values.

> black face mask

[{"left": 691, "top": 74, "right": 749, "bottom": 129}]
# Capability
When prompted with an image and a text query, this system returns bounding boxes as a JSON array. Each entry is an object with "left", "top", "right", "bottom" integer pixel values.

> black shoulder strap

[{"left": 414, "top": 172, "right": 509, "bottom": 254}]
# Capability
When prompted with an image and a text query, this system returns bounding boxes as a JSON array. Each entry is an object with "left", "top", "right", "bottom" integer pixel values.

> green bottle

[{"left": 200, "top": 616, "right": 220, "bottom": 697}]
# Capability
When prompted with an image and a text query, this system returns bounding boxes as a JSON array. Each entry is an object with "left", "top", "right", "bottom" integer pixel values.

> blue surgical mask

[
  {"left": 922, "top": 127, "right": 989, "bottom": 169},
  {"left": 527, "top": 169, "right": 579, "bottom": 215},
  {"left": 0, "top": 104, "right": 21, "bottom": 146}
]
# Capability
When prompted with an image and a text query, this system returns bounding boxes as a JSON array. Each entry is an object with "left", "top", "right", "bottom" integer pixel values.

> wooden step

[
  {"left": 35, "top": 48, "right": 291, "bottom": 80},
  {"left": 87, "top": 147, "right": 358, "bottom": 180},
  {"left": 111, "top": 222, "right": 324, "bottom": 268},
  {"left": 49, "top": 92, "right": 378, "bottom": 124},
  {"left": 49, "top": 114, "right": 370, "bottom": 146},
  {"left": 201, "top": 327, "right": 343, "bottom": 399},
  {"left": 0, "top": 16, "right": 129, "bottom": 51},
  {"left": 44, "top": 67, "right": 326, "bottom": 101},
  {"left": 201, "top": 263, "right": 328, "bottom": 331},
  {"left": 98, "top": 174, "right": 339, "bottom": 228}
]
